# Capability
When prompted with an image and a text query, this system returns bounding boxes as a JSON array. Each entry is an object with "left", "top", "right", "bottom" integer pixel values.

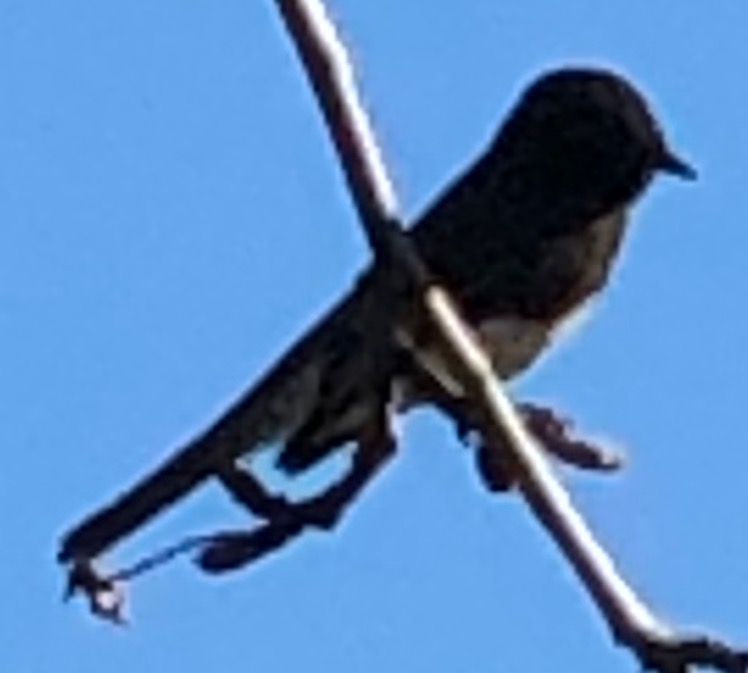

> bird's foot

[{"left": 472, "top": 401, "right": 625, "bottom": 492}]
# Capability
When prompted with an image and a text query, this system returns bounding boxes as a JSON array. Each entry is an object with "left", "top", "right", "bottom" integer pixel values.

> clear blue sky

[{"left": 3, "top": 2, "right": 747, "bottom": 671}]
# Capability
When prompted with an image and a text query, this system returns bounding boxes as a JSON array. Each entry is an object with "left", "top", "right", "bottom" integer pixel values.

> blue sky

[{"left": 3, "top": 2, "right": 748, "bottom": 671}]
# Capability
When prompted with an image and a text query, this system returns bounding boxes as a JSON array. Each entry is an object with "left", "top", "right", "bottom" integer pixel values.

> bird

[{"left": 59, "top": 66, "right": 695, "bottom": 566}]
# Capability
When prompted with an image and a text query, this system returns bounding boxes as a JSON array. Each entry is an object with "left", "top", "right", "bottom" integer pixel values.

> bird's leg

[
  {"left": 214, "top": 411, "right": 396, "bottom": 533},
  {"left": 214, "top": 459, "right": 294, "bottom": 521},
  {"left": 283, "top": 406, "right": 397, "bottom": 531},
  {"left": 195, "top": 407, "right": 396, "bottom": 574},
  {"left": 422, "top": 372, "right": 623, "bottom": 490},
  {"left": 477, "top": 402, "right": 623, "bottom": 491},
  {"left": 520, "top": 402, "right": 623, "bottom": 471}
]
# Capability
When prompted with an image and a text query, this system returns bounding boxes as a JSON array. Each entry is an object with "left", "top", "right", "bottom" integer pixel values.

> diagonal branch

[
  {"left": 273, "top": 1, "right": 746, "bottom": 671},
  {"left": 275, "top": 0, "right": 430, "bottom": 286}
]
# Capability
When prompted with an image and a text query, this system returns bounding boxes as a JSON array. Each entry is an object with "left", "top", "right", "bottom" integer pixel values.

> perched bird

[{"left": 59, "top": 67, "right": 695, "bottom": 565}]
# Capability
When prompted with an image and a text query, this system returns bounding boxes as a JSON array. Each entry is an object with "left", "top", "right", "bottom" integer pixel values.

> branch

[
  {"left": 273, "top": 1, "right": 746, "bottom": 671},
  {"left": 275, "top": 0, "right": 429, "bottom": 285}
]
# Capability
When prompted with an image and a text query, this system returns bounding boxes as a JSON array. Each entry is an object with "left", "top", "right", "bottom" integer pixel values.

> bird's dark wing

[{"left": 58, "top": 284, "right": 378, "bottom": 562}]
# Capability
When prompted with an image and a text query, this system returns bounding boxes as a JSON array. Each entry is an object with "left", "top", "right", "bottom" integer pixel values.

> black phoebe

[{"left": 59, "top": 67, "right": 695, "bottom": 564}]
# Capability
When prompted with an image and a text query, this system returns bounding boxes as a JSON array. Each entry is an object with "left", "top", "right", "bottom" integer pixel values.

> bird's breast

[
  {"left": 540, "top": 206, "right": 628, "bottom": 326},
  {"left": 477, "top": 315, "right": 551, "bottom": 379},
  {"left": 449, "top": 206, "right": 629, "bottom": 384}
]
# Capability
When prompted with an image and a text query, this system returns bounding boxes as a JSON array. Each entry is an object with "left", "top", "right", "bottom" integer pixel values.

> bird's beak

[{"left": 658, "top": 147, "right": 697, "bottom": 180}]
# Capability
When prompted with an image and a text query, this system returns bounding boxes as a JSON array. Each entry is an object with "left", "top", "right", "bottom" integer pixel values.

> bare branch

[{"left": 275, "top": 0, "right": 429, "bottom": 283}]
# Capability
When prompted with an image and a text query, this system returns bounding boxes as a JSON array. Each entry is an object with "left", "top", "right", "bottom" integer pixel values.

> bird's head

[{"left": 493, "top": 67, "right": 695, "bottom": 223}]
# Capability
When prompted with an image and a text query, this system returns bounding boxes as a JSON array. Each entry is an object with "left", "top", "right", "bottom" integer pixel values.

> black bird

[{"left": 59, "top": 67, "right": 695, "bottom": 565}]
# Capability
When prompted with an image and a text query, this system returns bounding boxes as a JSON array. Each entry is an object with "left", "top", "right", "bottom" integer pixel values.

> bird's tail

[{"left": 58, "top": 434, "right": 224, "bottom": 562}]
